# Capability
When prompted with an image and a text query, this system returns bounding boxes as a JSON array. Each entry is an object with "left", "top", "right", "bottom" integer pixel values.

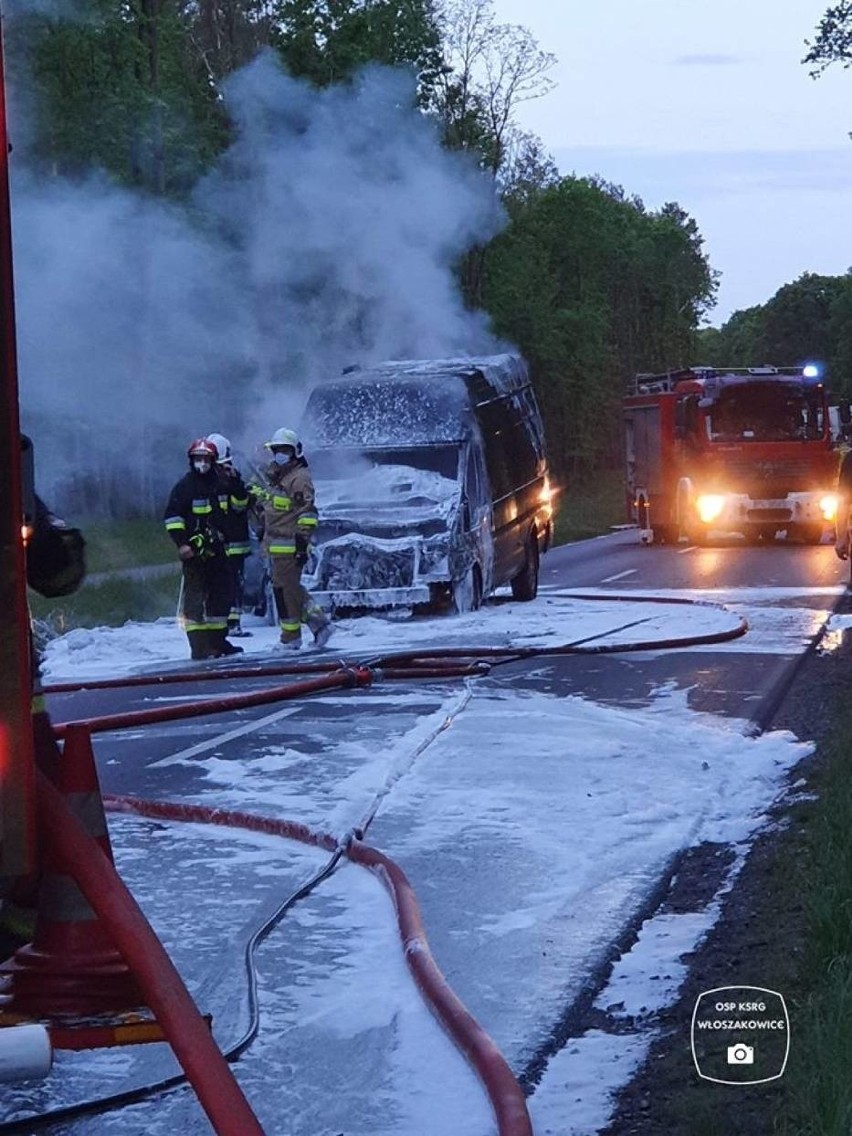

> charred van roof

[{"left": 302, "top": 353, "right": 533, "bottom": 449}]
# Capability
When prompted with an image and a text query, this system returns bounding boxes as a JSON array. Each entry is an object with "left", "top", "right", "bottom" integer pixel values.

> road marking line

[
  {"left": 600, "top": 569, "right": 638, "bottom": 583},
  {"left": 150, "top": 705, "right": 303, "bottom": 767}
]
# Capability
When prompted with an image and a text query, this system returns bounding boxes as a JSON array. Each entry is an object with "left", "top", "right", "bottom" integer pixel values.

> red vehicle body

[{"left": 623, "top": 366, "right": 842, "bottom": 545}]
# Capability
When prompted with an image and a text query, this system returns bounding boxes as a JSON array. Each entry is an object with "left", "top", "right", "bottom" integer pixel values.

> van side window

[
  {"left": 465, "top": 444, "right": 487, "bottom": 515},
  {"left": 477, "top": 393, "right": 542, "bottom": 501}
]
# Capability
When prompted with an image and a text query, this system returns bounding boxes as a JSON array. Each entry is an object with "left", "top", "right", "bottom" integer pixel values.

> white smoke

[{"left": 12, "top": 50, "right": 505, "bottom": 512}]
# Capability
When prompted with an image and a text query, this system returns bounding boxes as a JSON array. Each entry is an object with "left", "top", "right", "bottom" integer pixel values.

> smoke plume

[{"left": 13, "top": 50, "right": 505, "bottom": 513}]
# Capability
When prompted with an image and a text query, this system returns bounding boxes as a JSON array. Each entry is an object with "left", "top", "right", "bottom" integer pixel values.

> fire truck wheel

[
  {"left": 652, "top": 525, "right": 678, "bottom": 545},
  {"left": 743, "top": 526, "right": 763, "bottom": 545},
  {"left": 790, "top": 523, "right": 823, "bottom": 545}
]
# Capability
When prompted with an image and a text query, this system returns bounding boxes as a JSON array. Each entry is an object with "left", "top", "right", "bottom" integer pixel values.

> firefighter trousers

[
  {"left": 182, "top": 554, "right": 232, "bottom": 630},
  {"left": 269, "top": 554, "right": 308, "bottom": 637}
]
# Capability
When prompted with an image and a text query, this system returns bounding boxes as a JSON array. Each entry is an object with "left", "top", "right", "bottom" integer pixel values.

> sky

[
  {"left": 491, "top": 0, "right": 852, "bottom": 325},
  {"left": 7, "top": 582, "right": 848, "bottom": 1133}
]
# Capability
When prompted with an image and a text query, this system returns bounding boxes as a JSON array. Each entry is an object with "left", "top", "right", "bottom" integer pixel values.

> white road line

[
  {"left": 677, "top": 545, "right": 698, "bottom": 554},
  {"left": 600, "top": 569, "right": 638, "bottom": 583},
  {"left": 150, "top": 705, "right": 303, "bottom": 768}
]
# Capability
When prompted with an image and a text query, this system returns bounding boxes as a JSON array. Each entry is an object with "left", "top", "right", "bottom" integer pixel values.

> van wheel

[
  {"left": 511, "top": 534, "right": 539, "bottom": 601},
  {"left": 452, "top": 564, "right": 482, "bottom": 614}
]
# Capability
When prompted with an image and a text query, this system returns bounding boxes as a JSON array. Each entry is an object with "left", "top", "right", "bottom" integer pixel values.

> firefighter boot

[
  {"left": 279, "top": 628, "right": 302, "bottom": 650},
  {"left": 213, "top": 629, "right": 244, "bottom": 657},
  {"left": 307, "top": 607, "right": 333, "bottom": 651},
  {"left": 188, "top": 629, "right": 219, "bottom": 660}
]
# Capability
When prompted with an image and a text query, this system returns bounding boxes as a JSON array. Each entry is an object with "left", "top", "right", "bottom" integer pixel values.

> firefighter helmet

[
  {"left": 264, "top": 427, "right": 302, "bottom": 457},
  {"left": 205, "top": 433, "right": 232, "bottom": 464},
  {"left": 188, "top": 438, "right": 218, "bottom": 460}
]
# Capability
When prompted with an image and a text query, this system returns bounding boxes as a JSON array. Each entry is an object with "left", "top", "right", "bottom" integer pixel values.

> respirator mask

[
  {"left": 273, "top": 451, "right": 294, "bottom": 467},
  {"left": 193, "top": 458, "right": 212, "bottom": 474}
]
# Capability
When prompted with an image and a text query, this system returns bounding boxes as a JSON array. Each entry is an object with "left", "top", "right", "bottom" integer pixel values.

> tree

[
  {"left": 694, "top": 272, "right": 852, "bottom": 397},
  {"left": 434, "top": 0, "right": 556, "bottom": 179},
  {"left": 480, "top": 177, "right": 717, "bottom": 476},
  {"left": 273, "top": 0, "right": 445, "bottom": 101},
  {"left": 12, "top": 1, "right": 228, "bottom": 195},
  {"left": 187, "top": 0, "right": 275, "bottom": 84},
  {"left": 804, "top": 3, "right": 852, "bottom": 73}
]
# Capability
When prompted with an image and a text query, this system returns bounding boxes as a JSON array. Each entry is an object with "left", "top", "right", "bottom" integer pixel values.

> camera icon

[{"left": 727, "top": 1044, "right": 754, "bottom": 1065}]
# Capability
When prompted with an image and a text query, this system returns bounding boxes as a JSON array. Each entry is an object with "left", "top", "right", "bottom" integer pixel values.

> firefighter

[
  {"left": 163, "top": 438, "right": 243, "bottom": 660},
  {"left": 206, "top": 432, "right": 252, "bottom": 638},
  {"left": 250, "top": 427, "right": 333, "bottom": 650}
]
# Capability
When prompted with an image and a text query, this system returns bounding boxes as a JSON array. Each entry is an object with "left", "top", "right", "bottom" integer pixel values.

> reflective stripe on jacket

[{"left": 255, "top": 459, "right": 318, "bottom": 557}]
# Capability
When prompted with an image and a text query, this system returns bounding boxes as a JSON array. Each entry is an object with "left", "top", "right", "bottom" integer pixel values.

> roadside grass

[
  {"left": 776, "top": 702, "right": 852, "bottom": 1135},
  {"left": 81, "top": 517, "right": 174, "bottom": 573},
  {"left": 28, "top": 570, "right": 180, "bottom": 642},
  {"left": 552, "top": 466, "right": 626, "bottom": 545}
]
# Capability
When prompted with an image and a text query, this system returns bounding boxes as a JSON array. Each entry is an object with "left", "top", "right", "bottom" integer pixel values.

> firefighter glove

[
  {"left": 178, "top": 543, "right": 194, "bottom": 561},
  {"left": 294, "top": 533, "right": 310, "bottom": 567},
  {"left": 188, "top": 531, "right": 216, "bottom": 559}
]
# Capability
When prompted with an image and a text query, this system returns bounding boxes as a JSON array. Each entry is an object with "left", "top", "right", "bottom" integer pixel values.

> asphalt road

[{"left": 22, "top": 528, "right": 848, "bottom": 1135}]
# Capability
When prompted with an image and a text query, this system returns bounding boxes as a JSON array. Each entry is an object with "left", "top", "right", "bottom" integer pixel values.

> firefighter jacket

[
  {"left": 163, "top": 468, "right": 228, "bottom": 557},
  {"left": 251, "top": 457, "right": 318, "bottom": 557},
  {"left": 215, "top": 467, "right": 251, "bottom": 558}
]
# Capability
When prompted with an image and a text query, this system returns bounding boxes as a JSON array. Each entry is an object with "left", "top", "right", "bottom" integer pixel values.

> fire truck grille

[
  {"left": 722, "top": 456, "right": 825, "bottom": 496},
  {"left": 746, "top": 508, "right": 792, "bottom": 522}
]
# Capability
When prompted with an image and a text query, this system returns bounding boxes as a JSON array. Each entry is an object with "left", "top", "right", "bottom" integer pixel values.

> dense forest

[{"left": 7, "top": 0, "right": 844, "bottom": 512}]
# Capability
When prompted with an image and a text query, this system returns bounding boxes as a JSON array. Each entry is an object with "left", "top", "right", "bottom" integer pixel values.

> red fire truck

[{"left": 623, "top": 365, "right": 843, "bottom": 545}]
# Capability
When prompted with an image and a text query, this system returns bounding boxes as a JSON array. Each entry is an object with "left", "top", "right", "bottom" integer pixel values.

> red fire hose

[{"left": 104, "top": 793, "right": 533, "bottom": 1136}]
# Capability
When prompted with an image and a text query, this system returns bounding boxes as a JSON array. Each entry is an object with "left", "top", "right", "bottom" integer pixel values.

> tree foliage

[
  {"left": 804, "top": 3, "right": 852, "bottom": 73},
  {"left": 696, "top": 272, "right": 852, "bottom": 398},
  {"left": 273, "top": 0, "right": 444, "bottom": 98},
  {"left": 481, "top": 177, "right": 717, "bottom": 475},
  {"left": 434, "top": 0, "right": 556, "bottom": 182},
  {"left": 12, "top": 1, "right": 229, "bottom": 195}
]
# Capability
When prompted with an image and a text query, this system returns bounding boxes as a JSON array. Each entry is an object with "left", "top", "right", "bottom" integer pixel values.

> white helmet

[
  {"left": 264, "top": 427, "right": 302, "bottom": 457},
  {"left": 205, "top": 432, "right": 232, "bottom": 464}
]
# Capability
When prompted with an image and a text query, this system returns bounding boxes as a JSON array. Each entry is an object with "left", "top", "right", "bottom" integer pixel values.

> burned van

[{"left": 299, "top": 353, "right": 554, "bottom": 612}]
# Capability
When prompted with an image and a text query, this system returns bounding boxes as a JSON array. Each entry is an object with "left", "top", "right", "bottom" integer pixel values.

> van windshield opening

[{"left": 312, "top": 446, "right": 460, "bottom": 481}]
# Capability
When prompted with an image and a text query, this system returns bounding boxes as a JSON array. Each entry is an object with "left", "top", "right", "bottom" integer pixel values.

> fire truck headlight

[
  {"left": 696, "top": 494, "right": 725, "bottom": 524},
  {"left": 820, "top": 494, "right": 838, "bottom": 521}
]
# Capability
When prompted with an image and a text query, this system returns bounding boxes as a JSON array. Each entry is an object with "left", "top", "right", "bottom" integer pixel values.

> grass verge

[
  {"left": 775, "top": 698, "right": 852, "bottom": 1135},
  {"left": 29, "top": 571, "right": 180, "bottom": 640},
  {"left": 552, "top": 466, "right": 626, "bottom": 545},
  {"left": 81, "top": 517, "right": 174, "bottom": 573}
]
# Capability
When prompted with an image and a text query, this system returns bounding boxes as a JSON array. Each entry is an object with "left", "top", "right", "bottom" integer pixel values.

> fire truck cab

[{"left": 623, "top": 366, "right": 842, "bottom": 545}]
